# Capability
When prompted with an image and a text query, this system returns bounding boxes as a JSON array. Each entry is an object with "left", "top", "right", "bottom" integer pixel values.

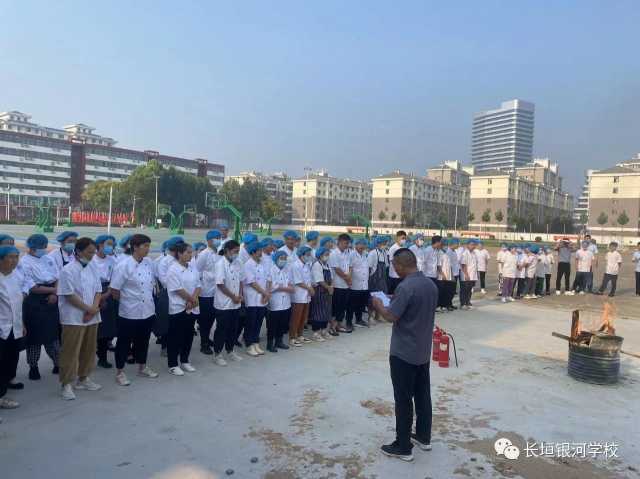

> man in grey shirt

[
  {"left": 372, "top": 248, "right": 437, "bottom": 462},
  {"left": 555, "top": 239, "right": 575, "bottom": 294}
]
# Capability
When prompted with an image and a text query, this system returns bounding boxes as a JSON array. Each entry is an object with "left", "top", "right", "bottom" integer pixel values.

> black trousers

[
  {"left": 197, "top": 296, "right": 215, "bottom": 348},
  {"left": 535, "top": 277, "right": 545, "bottom": 296},
  {"left": 516, "top": 278, "right": 527, "bottom": 297},
  {"left": 0, "top": 330, "right": 20, "bottom": 399},
  {"left": 459, "top": 280, "right": 474, "bottom": 306},
  {"left": 332, "top": 288, "right": 350, "bottom": 323},
  {"left": 479, "top": 271, "right": 486, "bottom": 289},
  {"left": 245, "top": 306, "right": 266, "bottom": 346},
  {"left": 388, "top": 277, "right": 402, "bottom": 295},
  {"left": 347, "top": 290, "right": 369, "bottom": 325},
  {"left": 545, "top": 274, "right": 552, "bottom": 294},
  {"left": 434, "top": 279, "right": 446, "bottom": 308},
  {"left": 526, "top": 277, "right": 536, "bottom": 295},
  {"left": 213, "top": 309, "right": 239, "bottom": 354},
  {"left": 389, "top": 355, "right": 431, "bottom": 451},
  {"left": 267, "top": 308, "right": 291, "bottom": 342},
  {"left": 599, "top": 274, "right": 618, "bottom": 296},
  {"left": 636, "top": 272, "right": 640, "bottom": 295},
  {"left": 115, "top": 316, "right": 154, "bottom": 370},
  {"left": 235, "top": 306, "right": 247, "bottom": 343},
  {"left": 96, "top": 337, "right": 111, "bottom": 361},
  {"left": 442, "top": 280, "right": 456, "bottom": 307},
  {"left": 556, "top": 262, "right": 571, "bottom": 291},
  {"left": 573, "top": 272, "right": 588, "bottom": 292},
  {"left": 167, "top": 311, "right": 197, "bottom": 368}
]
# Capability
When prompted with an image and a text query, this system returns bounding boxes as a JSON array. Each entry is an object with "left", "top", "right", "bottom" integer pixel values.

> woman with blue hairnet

[
  {"left": 348, "top": 238, "right": 370, "bottom": 328},
  {"left": 195, "top": 230, "right": 222, "bottom": 355},
  {"left": 48, "top": 231, "right": 78, "bottom": 274},
  {"left": 242, "top": 241, "right": 270, "bottom": 357},
  {"left": 115, "top": 234, "right": 132, "bottom": 264},
  {"left": 278, "top": 230, "right": 300, "bottom": 266},
  {"left": 305, "top": 231, "right": 320, "bottom": 257},
  {"left": 367, "top": 236, "right": 389, "bottom": 318},
  {"left": 289, "top": 246, "right": 315, "bottom": 346},
  {"left": 0, "top": 245, "right": 25, "bottom": 411},
  {"left": 93, "top": 235, "right": 118, "bottom": 368},
  {"left": 266, "top": 250, "right": 294, "bottom": 352},
  {"left": 154, "top": 236, "right": 185, "bottom": 357},
  {"left": 19, "top": 234, "right": 60, "bottom": 380},
  {"left": 309, "top": 247, "right": 333, "bottom": 341},
  {"left": 524, "top": 246, "right": 540, "bottom": 299},
  {"left": 0, "top": 234, "right": 15, "bottom": 246}
]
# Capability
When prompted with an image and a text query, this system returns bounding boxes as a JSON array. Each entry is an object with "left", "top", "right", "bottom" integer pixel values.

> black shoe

[
  {"left": 329, "top": 330, "right": 339, "bottom": 337},
  {"left": 594, "top": 291, "right": 603, "bottom": 295},
  {"left": 7, "top": 381, "right": 24, "bottom": 390},
  {"left": 51, "top": 366, "right": 59, "bottom": 375},
  {"left": 355, "top": 320, "right": 369, "bottom": 328},
  {"left": 608, "top": 293, "right": 615, "bottom": 297},
  {"left": 98, "top": 359, "right": 113, "bottom": 369},
  {"left": 380, "top": 441, "right": 413, "bottom": 462},
  {"left": 447, "top": 306, "right": 456, "bottom": 312},
  {"left": 234, "top": 340, "right": 243, "bottom": 348},
  {"left": 29, "top": 367, "right": 41, "bottom": 380},
  {"left": 200, "top": 345, "right": 213, "bottom": 355},
  {"left": 126, "top": 355, "right": 135, "bottom": 364},
  {"left": 275, "top": 341, "right": 290, "bottom": 350},
  {"left": 267, "top": 344, "right": 278, "bottom": 353},
  {"left": 410, "top": 434, "right": 432, "bottom": 451}
]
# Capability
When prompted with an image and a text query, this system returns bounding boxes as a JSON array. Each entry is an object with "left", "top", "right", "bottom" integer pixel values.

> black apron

[
  {"left": 23, "top": 283, "right": 60, "bottom": 346},
  {"left": 369, "top": 250, "right": 388, "bottom": 293},
  {"left": 152, "top": 285, "right": 169, "bottom": 337},
  {"left": 310, "top": 266, "right": 332, "bottom": 324},
  {"left": 97, "top": 281, "right": 118, "bottom": 339}
]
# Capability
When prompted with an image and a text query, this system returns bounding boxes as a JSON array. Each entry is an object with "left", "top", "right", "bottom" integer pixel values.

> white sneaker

[
  {"left": 181, "top": 363, "right": 196, "bottom": 373},
  {"left": 312, "top": 332, "right": 325, "bottom": 342},
  {"left": 115, "top": 372, "right": 131, "bottom": 386},
  {"left": 299, "top": 336, "right": 313, "bottom": 343},
  {"left": 138, "top": 366, "right": 159, "bottom": 378},
  {"left": 579, "top": 291, "right": 585, "bottom": 295},
  {"left": 524, "top": 295, "right": 531, "bottom": 299},
  {"left": 466, "top": 305, "right": 475, "bottom": 310},
  {"left": 61, "top": 384, "right": 76, "bottom": 400},
  {"left": 228, "top": 351, "right": 243, "bottom": 362},
  {"left": 254, "top": 344, "right": 265, "bottom": 355},
  {"left": 75, "top": 378, "right": 102, "bottom": 391},
  {"left": 321, "top": 330, "right": 331, "bottom": 339},
  {"left": 501, "top": 297, "right": 507, "bottom": 303},
  {"left": 169, "top": 366, "right": 185, "bottom": 376},
  {"left": 556, "top": 290, "right": 561, "bottom": 295},
  {"left": 508, "top": 297, "right": 515, "bottom": 302},
  {"left": 481, "top": 289, "right": 486, "bottom": 294},
  {"left": 291, "top": 338, "right": 303, "bottom": 347},
  {"left": 246, "top": 344, "right": 259, "bottom": 357},
  {"left": 214, "top": 354, "right": 227, "bottom": 366},
  {"left": 565, "top": 291, "right": 575, "bottom": 296}
]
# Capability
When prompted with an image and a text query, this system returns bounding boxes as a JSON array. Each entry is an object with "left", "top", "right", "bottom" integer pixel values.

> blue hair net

[
  {"left": 283, "top": 230, "right": 300, "bottom": 240},
  {"left": 166, "top": 236, "right": 184, "bottom": 249},
  {"left": 315, "top": 246, "right": 329, "bottom": 259},
  {"left": 273, "top": 239, "right": 285, "bottom": 248},
  {"left": 219, "top": 222, "right": 229, "bottom": 230},
  {"left": 242, "top": 232, "right": 258, "bottom": 244},
  {"left": 118, "top": 234, "right": 132, "bottom": 248},
  {"left": 246, "top": 240, "right": 261, "bottom": 255},
  {"left": 320, "top": 236, "right": 333, "bottom": 247},
  {"left": 206, "top": 229, "right": 221, "bottom": 240},
  {"left": 27, "top": 234, "right": 48, "bottom": 250},
  {"left": 193, "top": 242, "right": 206, "bottom": 251},
  {"left": 258, "top": 238, "right": 273, "bottom": 249},
  {"left": 95, "top": 234, "right": 116, "bottom": 246},
  {"left": 0, "top": 245, "right": 19, "bottom": 259},
  {"left": 449, "top": 238, "right": 460, "bottom": 245},
  {"left": 296, "top": 245, "right": 312, "bottom": 257},
  {"left": 355, "top": 238, "right": 368, "bottom": 246},
  {"left": 0, "top": 234, "right": 14, "bottom": 244},
  {"left": 306, "top": 231, "right": 320, "bottom": 241},
  {"left": 56, "top": 231, "right": 78, "bottom": 243},
  {"left": 272, "top": 250, "right": 288, "bottom": 263}
]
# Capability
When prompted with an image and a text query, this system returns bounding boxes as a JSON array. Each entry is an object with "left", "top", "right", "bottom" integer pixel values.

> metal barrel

[{"left": 568, "top": 344, "right": 620, "bottom": 385}]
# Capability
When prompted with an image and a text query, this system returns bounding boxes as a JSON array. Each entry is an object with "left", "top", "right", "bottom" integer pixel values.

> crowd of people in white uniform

[{"left": 0, "top": 226, "right": 639, "bottom": 416}]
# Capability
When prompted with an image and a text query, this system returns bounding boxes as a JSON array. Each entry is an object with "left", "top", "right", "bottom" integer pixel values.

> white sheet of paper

[{"left": 371, "top": 291, "right": 391, "bottom": 308}]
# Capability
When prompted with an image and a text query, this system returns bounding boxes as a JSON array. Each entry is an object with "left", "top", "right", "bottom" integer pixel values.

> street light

[
  {"left": 5, "top": 185, "right": 10, "bottom": 222},
  {"left": 303, "top": 167, "right": 312, "bottom": 233},
  {"left": 153, "top": 175, "right": 160, "bottom": 229}
]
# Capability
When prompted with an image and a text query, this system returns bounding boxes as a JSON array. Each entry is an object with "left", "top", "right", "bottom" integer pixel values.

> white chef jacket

[
  {"left": 155, "top": 254, "right": 176, "bottom": 288},
  {"left": 167, "top": 261, "right": 202, "bottom": 315},
  {"left": 214, "top": 257, "right": 243, "bottom": 310},
  {"left": 329, "top": 247, "right": 351, "bottom": 289},
  {"left": 409, "top": 244, "right": 425, "bottom": 272},
  {"left": 387, "top": 243, "right": 402, "bottom": 278},
  {"left": 422, "top": 246, "right": 439, "bottom": 278},
  {"left": 110, "top": 256, "right": 156, "bottom": 320},
  {"left": 18, "top": 253, "right": 58, "bottom": 294},
  {"left": 544, "top": 253, "right": 554, "bottom": 275},
  {"left": 447, "top": 248, "right": 460, "bottom": 277},
  {"left": 474, "top": 249, "right": 490, "bottom": 272},
  {"left": 58, "top": 260, "right": 102, "bottom": 326},
  {"left": 0, "top": 269, "right": 25, "bottom": 339},
  {"left": 278, "top": 245, "right": 297, "bottom": 267},
  {"left": 367, "top": 248, "right": 387, "bottom": 277},
  {"left": 460, "top": 249, "right": 478, "bottom": 281},
  {"left": 349, "top": 251, "right": 369, "bottom": 291},
  {"left": 91, "top": 254, "right": 116, "bottom": 284},
  {"left": 526, "top": 254, "right": 538, "bottom": 278},
  {"left": 502, "top": 251, "right": 518, "bottom": 278},
  {"left": 438, "top": 251, "right": 452, "bottom": 281},
  {"left": 576, "top": 249, "right": 594, "bottom": 273},
  {"left": 290, "top": 258, "right": 312, "bottom": 304},
  {"left": 605, "top": 251, "right": 622, "bottom": 275},
  {"left": 48, "top": 247, "right": 75, "bottom": 275},
  {"left": 243, "top": 257, "right": 270, "bottom": 307},
  {"left": 196, "top": 247, "right": 219, "bottom": 298},
  {"left": 269, "top": 265, "right": 292, "bottom": 311}
]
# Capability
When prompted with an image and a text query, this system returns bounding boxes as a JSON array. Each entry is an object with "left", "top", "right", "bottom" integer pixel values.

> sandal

[{"left": 0, "top": 398, "right": 20, "bottom": 409}]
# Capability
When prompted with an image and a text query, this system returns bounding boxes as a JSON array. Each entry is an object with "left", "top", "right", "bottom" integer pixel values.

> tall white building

[{"left": 472, "top": 99, "right": 535, "bottom": 172}]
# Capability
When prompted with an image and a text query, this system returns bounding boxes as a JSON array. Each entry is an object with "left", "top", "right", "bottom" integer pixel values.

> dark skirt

[
  {"left": 152, "top": 287, "right": 169, "bottom": 337},
  {"left": 23, "top": 291, "right": 60, "bottom": 347},
  {"left": 98, "top": 282, "right": 118, "bottom": 339},
  {"left": 310, "top": 286, "right": 332, "bottom": 324}
]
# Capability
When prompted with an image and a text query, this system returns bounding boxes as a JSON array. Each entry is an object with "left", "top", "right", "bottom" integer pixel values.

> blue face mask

[
  {"left": 78, "top": 256, "right": 91, "bottom": 266},
  {"left": 212, "top": 239, "right": 221, "bottom": 249},
  {"left": 303, "top": 255, "right": 313, "bottom": 265},
  {"left": 103, "top": 245, "right": 114, "bottom": 255},
  {"left": 34, "top": 248, "right": 47, "bottom": 258},
  {"left": 276, "top": 259, "right": 287, "bottom": 269},
  {"left": 62, "top": 243, "right": 75, "bottom": 254}
]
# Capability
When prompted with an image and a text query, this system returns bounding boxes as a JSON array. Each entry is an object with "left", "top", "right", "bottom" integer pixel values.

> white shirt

[
  {"left": 311, "top": 261, "right": 327, "bottom": 285},
  {"left": 544, "top": 253, "right": 554, "bottom": 275},
  {"left": 367, "top": 249, "right": 386, "bottom": 276},
  {"left": 214, "top": 257, "right": 243, "bottom": 310},
  {"left": 278, "top": 245, "right": 297, "bottom": 266},
  {"left": 526, "top": 254, "right": 538, "bottom": 278},
  {"left": 243, "top": 257, "right": 270, "bottom": 307},
  {"left": 455, "top": 247, "right": 464, "bottom": 269},
  {"left": 422, "top": 246, "right": 439, "bottom": 278},
  {"left": 58, "top": 261, "right": 102, "bottom": 326},
  {"left": 156, "top": 255, "right": 176, "bottom": 288},
  {"left": 238, "top": 244, "right": 251, "bottom": 265},
  {"left": 502, "top": 251, "right": 518, "bottom": 278},
  {"left": 48, "top": 247, "right": 75, "bottom": 275},
  {"left": 474, "top": 248, "right": 490, "bottom": 272},
  {"left": 460, "top": 248, "right": 478, "bottom": 281},
  {"left": 269, "top": 265, "right": 292, "bottom": 311},
  {"left": 605, "top": 251, "right": 622, "bottom": 275},
  {"left": 329, "top": 248, "right": 351, "bottom": 289},
  {"left": 576, "top": 249, "right": 594, "bottom": 273},
  {"left": 110, "top": 256, "right": 156, "bottom": 320},
  {"left": 261, "top": 251, "right": 274, "bottom": 272},
  {"left": 196, "top": 248, "right": 220, "bottom": 298},
  {"left": 496, "top": 249, "right": 506, "bottom": 274},
  {"left": 167, "top": 262, "right": 201, "bottom": 315},
  {"left": 447, "top": 248, "right": 460, "bottom": 276},
  {"left": 17, "top": 253, "right": 58, "bottom": 294},
  {"left": 91, "top": 254, "right": 116, "bottom": 284},
  {"left": 409, "top": 244, "right": 425, "bottom": 272},
  {"left": 290, "top": 259, "right": 312, "bottom": 303},
  {"left": 536, "top": 254, "right": 547, "bottom": 278},
  {"left": 387, "top": 243, "right": 403, "bottom": 278},
  {"left": 517, "top": 253, "right": 527, "bottom": 279},
  {"left": 438, "top": 251, "right": 452, "bottom": 281},
  {"left": 633, "top": 251, "right": 640, "bottom": 273},
  {"left": 350, "top": 251, "right": 369, "bottom": 291},
  {"left": 0, "top": 270, "right": 25, "bottom": 339}
]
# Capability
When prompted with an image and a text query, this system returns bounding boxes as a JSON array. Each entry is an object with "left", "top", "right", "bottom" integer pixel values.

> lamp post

[
  {"left": 5, "top": 186, "right": 10, "bottom": 222},
  {"left": 153, "top": 175, "right": 160, "bottom": 229},
  {"left": 303, "top": 167, "right": 312, "bottom": 233}
]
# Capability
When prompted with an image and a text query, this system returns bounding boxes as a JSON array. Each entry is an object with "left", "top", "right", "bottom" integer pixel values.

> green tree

[
  {"left": 597, "top": 212, "right": 608, "bottom": 226},
  {"left": 617, "top": 210, "right": 629, "bottom": 228},
  {"left": 378, "top": 211, "right": 387, "bottom": 221},
  {"left": 261, "top": 197, "right": 284, "bottom": 221},
  {"left": 579, "top": 212, "right": 588, "bottom": 225},
  {"left": 467, "top": 212, "right": 475, "bottom": 223},
  {"left": 494, "top": 210, "right": 504, "bottom": 223},
  {"left": 481, "top": 209, "right": 491, "bottom": 223},
  {"left": 391, "top": 212, "right": 397, "bottom": 221}
]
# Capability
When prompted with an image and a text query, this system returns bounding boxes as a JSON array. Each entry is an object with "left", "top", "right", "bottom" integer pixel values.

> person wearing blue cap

[
  {"left": 260, "top": 238, "right": 275, "bottom": 271},
  {"left": 213, "top": 240, "right": 244, "bottom": 365},
  {"left": 218, "top": 222, "right": 231, "bottom": 249},
  {"left": 242, "top": 241, "right": 270, "bottom": 357},
  {"left": 474, "top": 241, "right": 490, "bottom": 295},
  {"left": 500, "top": 245, "right": 518, "bottom": 303},
  {"left": 0, "top": 245, "right": 24, "bottom": 410},
  {"left": 191, "top": 242, "right": 207, "bottom": 265},
  {"left": 49, "top": 230, "right": 78, "bottom": 273},
  {"left": 266, "top": 250, "right": 294, "bottom": 351},
  {"left": 239, "top": 232, "right": 258, "bottom": 265},
  {"left": 523, "top": 245, "right": 540, "bottom": 299},
  {"left": 305, "top": 231, "right": 320, "bottom": 257},
  {"left": 93, "top": 235, "right": 118, "bottom": 368},
  {"left": 110, "top": 234, "right": 159, "bottom": 386},
  {"left": 348, "top": 238, "right": 370, "bottom": 328},
  {"left": 368, "top": 236, "right": 389, "bottom": 309},
  {"left": 387, "top": 231, "right": 408, "bottom": 294},
  {"left": 154, "top": 236, "right": 185, "bottom": 355},
  {"left": 289, "top": 246, "right": 315, "bottom": 346},
  {"left": 279, "top": 230, "right": 300, "bottom": 267},
  {"left": 20, "top": 234, "right": 61, "bottom": 380},
  {"left": 309, "top": 247, "right": 333, "bottom": 340},
  {"left": 535, "top": 247, "right": 547, "bottom": 297},
  {"left": 445, "top": 239, "right": 460, "bottom": 310},
  {"left": 319, "top": 236, "right": 335, "bottom": 251},
  {"left": 437, "top": 239, "right": 455, "bottom": 312},
  {"left": 0, "top": 234, "right": 15, "bottom": 246},
  {"left": 165, "top": 242, "right": 201, "bottom": 376},
  {"left": 115, "top": 234, "right": 132, "bottom": 263},
  {"left": 408, "top": 234, "right": 425, "bottom": 273},
  {"left": 328, "top": 234, "right": 352, "bottom": 333},
  {"left": 273, "top": 239, "right": 284, "bottom": 249},
  {"left": 196, "top": 230, "right": 222, "bottom": 355},
  {"left": 458, "top": 239, "right": 478, "bottom": 310}
]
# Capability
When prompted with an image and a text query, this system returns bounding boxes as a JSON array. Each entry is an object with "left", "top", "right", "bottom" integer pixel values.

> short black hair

[
  {"left": 75, "top": 237, "right": 96, "bottom": 252},
  {"left": 392, "top": 247, "right": 416, "bottom": 268},
  {"left": 337, "top": 233, "right": 351, "bottom": 242},
  {"left": 128, "top": 234, "right": 151, "bottom": 253},
  {"left": 219, "top": 239, "right": 240, "bottom": 255},
  {"left": 174, "top": 242, "right": 191, "bottom": 256},
  {"left": 168, "top": 240, "right": 186, "bottom": 252},
  {"left": 431, "top": 235, "right": 442, "bottom": 245},
  {"left": 396, "top": 230, "right": 407, "bottom": 237}
]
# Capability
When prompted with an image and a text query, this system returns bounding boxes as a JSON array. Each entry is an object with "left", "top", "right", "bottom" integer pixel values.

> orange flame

[{"left": 598, "top": 302, "right": 616, "bottom": 335}]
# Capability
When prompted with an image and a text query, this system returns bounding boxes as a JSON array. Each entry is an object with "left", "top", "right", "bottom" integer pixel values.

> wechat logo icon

[{"left": 494, "top": 438, "right": 520, "bottom": 460}]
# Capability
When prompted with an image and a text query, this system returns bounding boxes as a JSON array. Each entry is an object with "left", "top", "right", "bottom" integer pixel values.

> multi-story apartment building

[
  {"left": 0, "top": 110, "right": 224, "bottom": 207},
  {"left": 426, "top": 160, "right": 473, "bottom": 187},
  {"left": 371, "top": 169, "right": 468, "bottom": 230},
  {"left": 226, "top": 171, "right": 292, "bottom": 222},
  {"left": 587, "top": 154, "right": 640, "bottom": 237},
  {"left": 472, "top": 99, "right": 535, "bottom": 172},
  {"left": 469, "top": 159, "right": 573, "bottom": 231},
  {"left": 291, "top": 170, "right": 371, "bottom": 226},
  {"left": 573, "top": 169, "right": 597, "bottom": 229}
]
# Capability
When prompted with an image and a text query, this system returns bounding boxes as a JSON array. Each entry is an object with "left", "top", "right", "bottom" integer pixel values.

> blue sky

[{"left": 2, "top": 1, "right": 639, "bottom": 194}]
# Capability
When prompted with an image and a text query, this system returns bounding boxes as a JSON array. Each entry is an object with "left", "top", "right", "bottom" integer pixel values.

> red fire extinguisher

[{"left": 432, "top": 326, "right": 458, "bottom": 368}]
